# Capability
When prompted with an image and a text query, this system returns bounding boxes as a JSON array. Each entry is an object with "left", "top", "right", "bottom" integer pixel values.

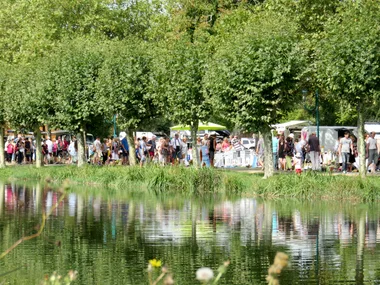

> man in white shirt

[
  {"left": 180, "top": 136, "right": 189, "bottom": 166},
  {"left": 139, "top": 136, "right": 148, "bottom": 166},
  {"left": 339, "top": 131, "right": 353, "bottom": 174},
  {"left": 93, "top": 137, "right": 102, "bottom": 164},
  {"left": 170, "top": 133, "right": 182, "bottom": 164},
  {"left": 45, "top": 137, "right": 53, "bottom": 163}
]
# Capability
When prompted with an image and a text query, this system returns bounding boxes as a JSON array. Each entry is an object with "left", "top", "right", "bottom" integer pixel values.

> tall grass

[
  {"left": 1, "top": 166, "right": 380, "bottom": 201},
  {"left": 252, "top": 171, "right": 380, "bottom": 202}
]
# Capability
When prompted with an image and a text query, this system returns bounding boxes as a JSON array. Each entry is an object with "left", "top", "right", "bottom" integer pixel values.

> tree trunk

[
  {"left": 191, "top": 122, "right": 200, "bottom": 167},
  {"left": 357, "top": 105, "right": 366, "bottom": 178},
  {"left": 0, "top": 127, "right": 5, "bottom": 168},
  {"left": 263, "top": 130, "right": 274, "bottom": 179},
  {"left": 0, "top": 180, "right": 3, "bottom": 213},
  {"left": 77, "top": 131, "right": 86, "bottom": 167},
  {"left": 126, "top": 129, "right": 136, "bottom": 166},
  {"left": 35, "top": 127, "right": 43, "bottom": 168}
]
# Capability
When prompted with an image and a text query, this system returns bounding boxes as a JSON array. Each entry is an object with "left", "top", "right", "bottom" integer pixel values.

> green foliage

[
  {"left": 2, "top": 0, "right": 380, "bottom": 142},
  {"left": 96, "top": 39, "right": 157, "bottom": 131},
  {"left": 253, "top": 172, "right": 380, "bottom": 202},
  {"left": 0, "top": 61, "right": 9, "bottom": 125},
  {"left": 316, "top": 0, "right": 380, "bottom": 106},
  {"left": 41, "top": 38, "right": 105, "bottom": 132},
  {"left": 0, "top": 0, "right": 160, "bottom": 63},
  {"left": 4, "top": 63, "right": 47, "bottom": 130},
  {"left": 206, "top": 9, "right": 305, "bottom": 133},
  {"left": 151, "top": 38, "right": 211, "bottom": 128}
]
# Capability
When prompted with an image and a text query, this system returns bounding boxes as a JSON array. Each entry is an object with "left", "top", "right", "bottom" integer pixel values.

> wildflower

[
  {"left": 196, "top": 267, "right": 214, "bottom": 282},
  {"left": 149, "top": 259, "right": 162, "bottom": 268}
]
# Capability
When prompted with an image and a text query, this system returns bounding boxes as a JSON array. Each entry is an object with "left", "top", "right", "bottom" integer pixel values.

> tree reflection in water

[{"left": 0, "top": 183, "right": 380, "bottom": 284}]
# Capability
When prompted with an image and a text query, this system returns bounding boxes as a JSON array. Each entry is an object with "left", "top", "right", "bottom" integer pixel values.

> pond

[{"left": 1, "top": 182, "right": 380, "bottom": 284}]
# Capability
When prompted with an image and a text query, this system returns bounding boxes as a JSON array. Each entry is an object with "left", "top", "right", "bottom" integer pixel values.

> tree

[
  {"left": 316, "top": 0, "right": 380, "bottom": 178},
  {"left": 0, "top": 0, "right": 160, "bottom": 64},
  {"left": 4, "top": 63, "right": 48, "bottom": 168},
  {"left": 97, "top": 39, "right": 155, "bottom": 166},
  {"left": 206, "top": 8, "right": 305, "bottom": 177},
  {"left": 0, "top": 62, "right": 9, "bottom": 168},
  {"left": 41, "top": 38, "right": 105, "bottom": 167},
  {"left": 151, "top": 38, "right": 211, "bottom": 166}
]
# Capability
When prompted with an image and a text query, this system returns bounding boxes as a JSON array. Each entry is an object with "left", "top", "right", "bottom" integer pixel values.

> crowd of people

[
  {"left": 5, "top": 133, "right": 77, "bottom": 165},
  {"left": 132, "top": 132, "right": 247, "bottom": 167},
  {"left": 4, "top": 130, "right": 379, "bottom": 174},
  {"left": 272, "top": 131, "right": 380, "bottom": 174},
  {"left": 3, "top": 131, "right": 250, "bottom": 167}
]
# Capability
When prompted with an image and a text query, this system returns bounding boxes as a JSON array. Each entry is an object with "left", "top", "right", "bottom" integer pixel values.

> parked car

[{"left": 241, "top": 137, "right": 256, "bottom": 149}]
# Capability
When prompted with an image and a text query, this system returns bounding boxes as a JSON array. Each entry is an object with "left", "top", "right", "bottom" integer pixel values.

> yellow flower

[{"left": 149, "top": 259, "right": 162, "bottom": 268}]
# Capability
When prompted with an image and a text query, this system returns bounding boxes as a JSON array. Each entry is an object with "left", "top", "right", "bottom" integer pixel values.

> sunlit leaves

[
  {"left": 316, "top": 1, "right": 380, "bottom": 105},
  {"left": 96, "top": 39, "right": 155, "bottom": 130},
  {"left": 206, "top": 9, "right": 305, "bottom": 132}
]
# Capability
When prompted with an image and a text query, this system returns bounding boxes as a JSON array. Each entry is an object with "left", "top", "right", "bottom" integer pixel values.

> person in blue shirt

[
  {"left": 272, "top": 134, "right": 279, "bottom": 170},
  {"left": 200, "top": 140, "right": 210, "bottom": 167},
  {"left": 120, "top": 136, "right": 129, "bottom": 165}
]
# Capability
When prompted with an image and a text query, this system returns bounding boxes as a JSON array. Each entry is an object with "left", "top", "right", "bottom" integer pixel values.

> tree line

[{"left": 0, "top": 0, "right": 380, "bottom": 177}]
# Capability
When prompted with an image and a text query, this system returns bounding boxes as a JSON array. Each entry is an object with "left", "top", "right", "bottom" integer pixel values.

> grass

[{"left": 1, "top": 165, "right": 380, "bottom": 201}]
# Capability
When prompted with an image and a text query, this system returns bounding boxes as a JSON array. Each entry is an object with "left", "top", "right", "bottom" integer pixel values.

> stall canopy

[
  {"left": 272, "top": 120, "right": 311, "bottom": 132},
  {"left": 170, "top": 122, "right": 227, "bottom": 131}
]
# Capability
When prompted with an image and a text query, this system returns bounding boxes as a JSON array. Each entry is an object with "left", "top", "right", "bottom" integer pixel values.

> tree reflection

[
  {"left": 0, "top": 183, "right": 65, "bottom": 260},
  {"left": 1, "top": 185, "right": 380, "bottom": 284}
]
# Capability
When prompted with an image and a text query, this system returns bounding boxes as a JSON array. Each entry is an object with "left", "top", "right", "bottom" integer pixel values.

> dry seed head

[
  {"left": 164, "top": 274, "right": 175, "bottom": 285},
  {"left": 162, "top": 266, "right": 168, "bottom": 274}
]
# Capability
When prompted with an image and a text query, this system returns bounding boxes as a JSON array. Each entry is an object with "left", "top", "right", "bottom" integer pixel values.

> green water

[{"left": 1, "top": 182, "right": 380, "bottom": 284}]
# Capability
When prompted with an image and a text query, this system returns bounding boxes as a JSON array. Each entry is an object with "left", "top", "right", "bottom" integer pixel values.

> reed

[{"left": 1, "top": 166, "right": 380, "bottom": 201}]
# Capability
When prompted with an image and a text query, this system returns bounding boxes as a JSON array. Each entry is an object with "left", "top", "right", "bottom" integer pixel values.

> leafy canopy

[
  {"left": 316, "top": 0, "right": 380, "bottom": 107},
  {"left": 206, "top": 8, "right": 305, "bottom": 132},
  {"left": 97, "top": 39, "right": 157, "bottom": 131}
]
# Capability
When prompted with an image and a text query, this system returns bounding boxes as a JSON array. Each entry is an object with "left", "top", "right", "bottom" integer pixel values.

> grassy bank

[{"left": 0, "top": 165, "right": 379, "bottom": 201}]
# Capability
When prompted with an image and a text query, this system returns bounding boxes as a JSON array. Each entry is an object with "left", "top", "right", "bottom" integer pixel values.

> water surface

[{"left": 1, "top": 182, "right": 380, "bottom": 284}]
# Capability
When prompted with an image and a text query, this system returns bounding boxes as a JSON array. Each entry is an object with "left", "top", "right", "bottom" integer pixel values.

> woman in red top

[{"left": 6, "top": 140, "right": 14, "bottom": 162}]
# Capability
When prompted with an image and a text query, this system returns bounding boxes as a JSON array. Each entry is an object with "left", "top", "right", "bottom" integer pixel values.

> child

[{"left": 294, "top": 153, "right": 302, "bottom": 175}]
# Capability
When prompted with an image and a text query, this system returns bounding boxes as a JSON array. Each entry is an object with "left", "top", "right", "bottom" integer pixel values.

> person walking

[
  {"left": 285, "top": 135, "right": 294, "bottom": 171},
  {"left": 200, "top": 140, "right": 210, "bottom": 167},
  {"left": 338, "top": 131, "right": 353, "bottom": 174},
  {"left": 139, "top": 136, "right": 148, "bottom": 167},
  {"left": 278, "top": 134, "right": 286, "bottom": 171},
  {"left": 272, "top": 134, "right": 279, "bottom": 170},
  {"left": 208, "top": 133, "right": 216, "bottom": 167},
  {"left": 171, "top": 133, "right": 182, "bottom": 165},
  {"left": 6, "top": 139, "right": 14, "bottom": 163},
  {"left": 308, "top": 132, "right": 321, "bottom": 171},
  {"left": 93, "top": 137, "right": 102, "bottom": 165},
  {"left": 120, "top": 133, "right": 129, "bottom": 165},
  {"left": 256, "top": 135, "right": 265, "bottom": 168},
  {"left": 366, "top": 132, "right": 378, "bottom": 173}
]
